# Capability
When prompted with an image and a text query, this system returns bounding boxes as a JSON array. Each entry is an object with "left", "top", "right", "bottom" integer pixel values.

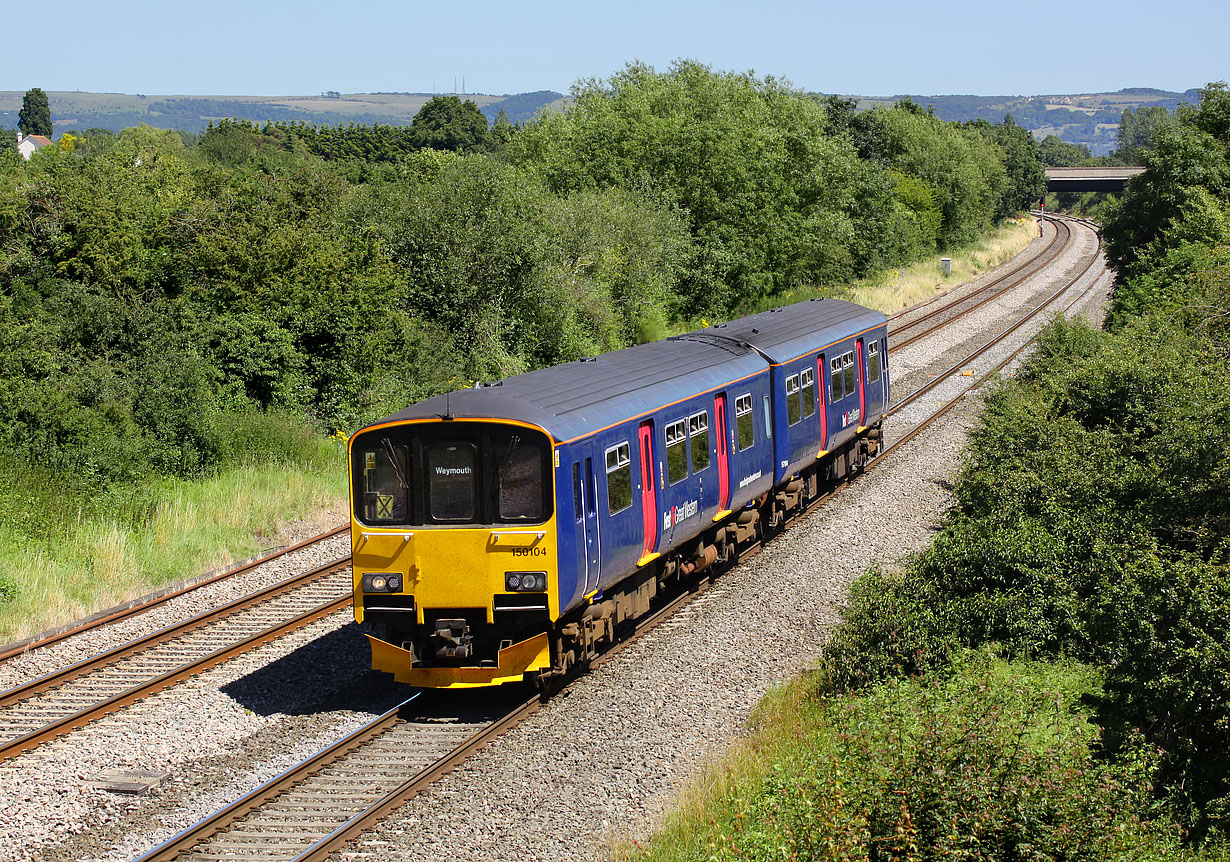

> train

[{"left": 347, "top": 298, "right": 889, "bottom": 688}]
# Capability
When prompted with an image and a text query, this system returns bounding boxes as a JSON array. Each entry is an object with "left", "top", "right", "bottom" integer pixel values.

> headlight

[
  {"left": 506, "top": 571, "right": 547, "bottom": 592},
  {"left": 362, "top": 573, "right": 401, "bottom": 592}
]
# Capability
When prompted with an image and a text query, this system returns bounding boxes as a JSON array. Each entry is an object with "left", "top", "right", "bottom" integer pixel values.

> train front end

[{"left": 348, "top": 418, "right": 558, "bottom": 688}]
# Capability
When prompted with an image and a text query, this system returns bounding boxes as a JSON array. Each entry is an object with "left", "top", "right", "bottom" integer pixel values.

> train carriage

[{"left": 349, "top": 298, "right": 888, "bottom": 689}]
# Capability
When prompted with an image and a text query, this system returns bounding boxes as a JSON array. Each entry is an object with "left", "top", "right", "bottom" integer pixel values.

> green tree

[
  {"left": 1102, "top": 82, "right": 1230, "bottom": 276},
  {"left": 965, "top": 115, "right": 1047, "bottom": 218},
  {"left": 509, "top": 60, "right": 885, "bottom": 314},
  {"left": 1115, "top": 105, "right": 1175, "bottom": 163},
  {"left": 1038, "top": 134, "right": 1092, "bottom": 166},
  {"left": 410, "top": 95, "right": 490, "bottom": 152},
  {"left": 490, "top": 108, "right": 515, "bottom": 147},
  {"left": 0, "top": 129, "right": 16, "bottom": 158},
  {"left": 18, "top": 87, "right": 52, "bottom": 137}
]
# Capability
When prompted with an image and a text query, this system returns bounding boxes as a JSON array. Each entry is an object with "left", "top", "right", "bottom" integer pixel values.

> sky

[{"left": 5, "top": 0, "right": 1226, "bottom": 98}]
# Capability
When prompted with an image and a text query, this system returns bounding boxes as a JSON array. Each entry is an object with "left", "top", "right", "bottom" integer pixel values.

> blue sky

[{"left": 7, "top": 0, "right": 1225, "bottom": 97}]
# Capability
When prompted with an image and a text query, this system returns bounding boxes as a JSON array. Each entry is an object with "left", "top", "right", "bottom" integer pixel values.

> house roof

[{"left": 22, "top": 135, "right": 53, "bottom": 147}]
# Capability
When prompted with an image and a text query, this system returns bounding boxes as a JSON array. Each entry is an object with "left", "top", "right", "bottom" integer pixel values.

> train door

[
  {"left": 867, "top": 339, "right": 886, "bottom": 418},
  {"left": 817, "top": 354, "right": 829, "bottom": 452},
  {"left": 714, "top": 394, "right": 730, "bottom": 511},
  {"left": 578, "top": 441, "right": 600, "bottom": 594},
  {"left": 856, "top": 338, "right": 867, "bottom": 429},
  {"left": 637, "top": 421, "right": 658, "bottom": 559}
]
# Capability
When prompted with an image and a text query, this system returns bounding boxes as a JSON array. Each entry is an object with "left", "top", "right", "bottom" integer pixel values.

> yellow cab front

[{"left": 348, "top": 418, "right": 557, "bottom": 688}]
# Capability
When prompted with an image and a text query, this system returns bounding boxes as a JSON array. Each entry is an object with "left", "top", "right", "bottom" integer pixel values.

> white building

[{"left": 17, "top": 132, "right": 53, "bottom": 160}]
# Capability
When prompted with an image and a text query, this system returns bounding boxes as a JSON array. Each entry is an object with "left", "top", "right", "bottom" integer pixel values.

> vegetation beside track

[{"left": 633, "top": 83, "right": 1230, "bottom": 861}]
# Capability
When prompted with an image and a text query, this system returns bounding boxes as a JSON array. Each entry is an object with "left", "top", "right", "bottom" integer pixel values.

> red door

[
  {"left": 818, "top": 355, "right": 829, "bottom": 451},
  {"left": 856, "top": 339, "right": 866, "bottom": 427},
  {"left": 714, "top": 394, "right": 730, "bottom": 510},
  {"left": 638, "top": 421, "right": 658, "bottom": 557}
]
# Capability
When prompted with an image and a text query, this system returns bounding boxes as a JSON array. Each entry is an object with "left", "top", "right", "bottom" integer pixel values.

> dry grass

[
  {"left": 0, "top": 463, "right": 347, "bottom": 642},
  {"left": 848, "top": 216, "right": 1038, "bottom": 315}
]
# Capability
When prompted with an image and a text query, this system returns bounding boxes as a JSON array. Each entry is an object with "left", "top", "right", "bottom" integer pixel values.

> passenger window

[
  {"left": 666, "top": 419, "right": 688, "bottom": 484},
  {"left": 426, "top": 443, "right": 477, "bottom": 521},
  {"left": 868, "top": 341, "right": 881, "bottom": 384},
  {"left": 801, "top": 367, "right": 816, "bottom": 418},
  {"left": 605, "top": 442, "right": 632, "bottom": 514},
  {"left": 690, "top": 411, "right": 710, "bottom": 472},
  {"left": 842, "top": 352, "right": 856, "bottom": 396},
  {"left": 786, "top": 374, "right": 801, "bottom": 425},
  {"left": 735, "top": 394, "right": 754, "bottom": 451},
  {"left": 830, "top": 358, "right": 844, "bottom": 403}
]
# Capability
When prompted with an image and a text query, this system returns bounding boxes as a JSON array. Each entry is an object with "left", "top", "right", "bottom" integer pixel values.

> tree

[
  {"left": 409, "top": 96, "right": 489, "bottom": 152},
  {"left": 1115, "top": 105, "right": 1174, "bottom": 163},
  {"left": 1038, "top": 134, "right": 1091, "bottom": 167},
  {"left": 490, "top": 108, "right": 515, "bottom": 147},
  {"left": 18, "top": 87, "right": 52, "bottom": 137},
  {"left": 0, "top": 129, "right": 16, "bottom": 157},
  {"left": 1102, "top": 82, "right": 1230, "bottom": 276}
]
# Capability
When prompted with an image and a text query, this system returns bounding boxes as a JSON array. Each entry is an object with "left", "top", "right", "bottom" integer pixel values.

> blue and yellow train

[{"left": 348, "top": 298, "right": 889, "bottom": 688}]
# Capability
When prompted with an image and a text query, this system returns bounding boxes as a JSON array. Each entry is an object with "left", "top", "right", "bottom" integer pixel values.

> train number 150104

[{"left": 511, "top": 546, "right": 548, "bottom": 557}]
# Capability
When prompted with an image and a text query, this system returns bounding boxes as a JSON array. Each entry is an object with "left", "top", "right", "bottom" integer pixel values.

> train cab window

[
  {"left": 735, "top": 393, "right": 754, "bottom": 451},
  {"left": 830, "top": 357, "right": 844, "bottom": 403},
  {"left": 801, "top": 367, "right": 816, "bottom": 418},
  {"left": 690, "top": 411, "right": 710, "bottom": 472},
  {"left": 842, "top": 352, "right": 856, "bottom": 396},
  {"left": 786, "top": 374, "right": 802, "bottom": 425},
  {"left": 868, "top": 341, "right": 882, "bottom": 384},
  {"left": 666, "top": 419, "right": 688, "bottom": 484},
  {"left": 358, "top": 440, "right": 410, "bottom": 523},
  {"left": 497, "top": 440, "right": 545, "bottom": 521},
  {"left": 605, "top": 442, "right": 632, "bottom": 514},
  {"left": 353, "top": 425, "right": 551, "bottom": 526},
  {"left": 426, "top": 443, "right": 477, "bottom": 521}
]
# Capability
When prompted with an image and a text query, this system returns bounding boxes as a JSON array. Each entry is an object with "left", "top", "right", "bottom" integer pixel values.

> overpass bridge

[{"left": 1045, "top": 166, "right": 1145, "bottom": 193}]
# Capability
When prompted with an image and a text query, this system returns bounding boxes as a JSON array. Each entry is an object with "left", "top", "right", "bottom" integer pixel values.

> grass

[
  {"left": 847, "top": 216, "right": 1039, "bottom": 315},
  {"left": 0, "top": 449, "right": 347, "bottom": 642}
]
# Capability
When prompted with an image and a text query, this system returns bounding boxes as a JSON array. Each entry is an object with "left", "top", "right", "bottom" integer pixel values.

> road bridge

[{"left": 1045, "top": 166, "right": 1145, "bottom": 193}]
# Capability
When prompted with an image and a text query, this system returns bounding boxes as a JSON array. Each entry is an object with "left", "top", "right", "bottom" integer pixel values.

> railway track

[
  {"left": 0, "top": 558, "right": 352, "bottom": 761},
  {"left": 886, "top": 217, "right": 1073, "bottom": 350},
  {"left": 127, "top": 214, "right": 1107, "bottom": 862}
]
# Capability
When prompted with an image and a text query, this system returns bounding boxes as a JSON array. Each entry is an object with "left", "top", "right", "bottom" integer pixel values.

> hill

[
  {"left": 0, "top": 89, "right": 565, "bottom": 134},
  {"left": 851, "top": 87, "right": 1201, "bottom": 155},
  {"left": 1, "top": 86, "right": 1200, "bottom": 156}
]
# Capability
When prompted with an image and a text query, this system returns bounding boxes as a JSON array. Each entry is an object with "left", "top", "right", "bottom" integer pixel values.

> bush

[{"left": 658, "top": 656, "right": 1184, "bottom": 862}]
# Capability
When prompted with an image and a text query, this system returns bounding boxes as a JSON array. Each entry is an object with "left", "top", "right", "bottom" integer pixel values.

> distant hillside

[
  {"left": 850, "top": 87, "right": 1201, "bottom": 155},
  {"left": 1, "top": 86, "right": 1200, "bottom": 155},
  {"left": 0, "top": 90, "right": 565, "bottom": 134}
]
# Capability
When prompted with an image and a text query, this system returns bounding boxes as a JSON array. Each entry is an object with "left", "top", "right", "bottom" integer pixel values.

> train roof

[
  {"left": 362, "top": 298, "right": 884, "bottom": 444},
  {"left": 694, "top": 297, "right": 886, "bottom": 365}
]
